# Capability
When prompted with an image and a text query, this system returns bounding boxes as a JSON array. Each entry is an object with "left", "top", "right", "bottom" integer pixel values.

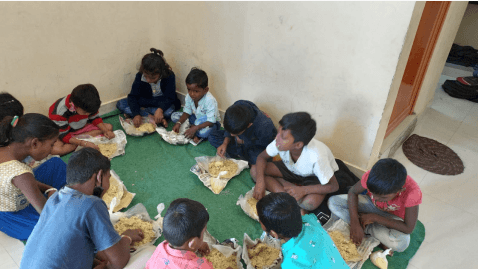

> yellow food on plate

[
  {"left": 247, "top": 243, "right": 280, "bottom": 269},
  {"left": 208, "top": 160, "right": 238, "bottom": 178},
  {"left": 98, "top": 143, "right": 117, "bottom": 158},
  {"left": 247, "top": 197, "right": 258, "bottom": 217},
  {"left": 210, "top": 177, "right": 227, "bottom": 194},
  {"left": 102, "top": 175, "right": 123, "bottom": 209},
  {"left": 114, "top": 216, "right": 156, "bottom": 247},
  {"left": 135, "top": 123, "right": 155, "bottom": 133},
  {"left": 204, "top": 248, "right": 237, "bottom": 269},
  {"left": 328, "top": 230, "right": 361, "bottom": 262}
]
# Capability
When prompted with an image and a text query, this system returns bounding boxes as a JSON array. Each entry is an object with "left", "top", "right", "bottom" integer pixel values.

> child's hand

[
  {"left": 133, "top": 115, "right": 142, "bottom": 128},
  {"left": 197, "top": 242, "right": 210, "bottom": 256},
  {"left": 184, "top": 126, "right": 198, "bottom": 139},
  {"left": 84, "top": 141, "right": 100, "bottom": 150},
  {"left": 172, "top": 122, "right": 181, "bottom": 133},
  {"left": 154, "top": 110, "right": 167, "bottom": 127},
  {"left": 350, "top": 222, "right": 364, "bottom": 246},
  {"left": 253, "top": 183, "right": 266, "bottom": 200},
  {"left": 359, "top": 213, "right": 377, "bottom": 230},
  {"left": 217, "top": 143, "right": 227, "bottom": 158},
  {"left": 235, "top": 136, "right": 244, "bottom": 145},
  {"left": 104, "top": 131, "right": 115, "bottom": 139},
  {"left": 122, "top": 229, "right": 144, "bottom": 244}
]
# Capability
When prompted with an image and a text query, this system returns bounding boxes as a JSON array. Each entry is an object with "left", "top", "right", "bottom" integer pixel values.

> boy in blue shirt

[
  {"left": 209, "top": 100, "right": 277, "bottom": 173},
  {"left": 172, "top": 68, "right": 221, "bottom": 144},
  {"left": 20, "top": 148, "right": 143, "bottom": 269},
  {"left": 257, "top": 192, "right": 348, "bottom": 268}
]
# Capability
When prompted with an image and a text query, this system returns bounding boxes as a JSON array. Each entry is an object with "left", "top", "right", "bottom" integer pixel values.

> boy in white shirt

[{"left": 253, "top": 112, "right": 340, "bottom": 214}]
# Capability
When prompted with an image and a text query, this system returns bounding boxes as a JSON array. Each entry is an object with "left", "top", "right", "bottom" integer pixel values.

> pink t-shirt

[
  {"left": 361, "top": 170, "right": 422, "bottom": 220},
  {"left": 145, "top": 241, "right": 213, "bottom": 269}
]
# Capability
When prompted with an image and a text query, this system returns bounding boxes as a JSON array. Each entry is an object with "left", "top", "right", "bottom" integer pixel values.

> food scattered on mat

[
  {"left": 328, "top": 230, "right": 361, "bottom": 262},
  {"left": 98, "top": 143, "right": 118, "bottom": 158},
  {"left": 247, "top": 197, "right": 258, "bottom": 217},
  {"left": 247, "top": 243, "right": 280, "bottom": 269},
  {"left": 114, "top": 216, "right": 156, "bottom": 246},
  {"left": 135, "top": 123, "right": 156, "bottom": 133},
  {"left": 208, "top": 160, "right": 238, "bottom": 178},
  {"left": 204, "top": 248, "right": 237, "bottom": 269},
  {"left": 114, "top": 191, "right": 134, "bottom": 212}
]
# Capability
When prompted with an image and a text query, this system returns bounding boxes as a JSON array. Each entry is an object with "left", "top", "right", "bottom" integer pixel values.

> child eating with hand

[
  {"left": 328, "top": 158, "right": 422, "bottom": 252},
  {"left": 146, "top": 198, "right": 213, "bottom": 269},
  {"left": 257, "top": 192, "right": 348, "bottom": 268},
  {"left": 171, "top": 68, "right": 221, "bottom": 144},
  {"left": 49, "top": 84, "right": 114, "bottom": 156}
]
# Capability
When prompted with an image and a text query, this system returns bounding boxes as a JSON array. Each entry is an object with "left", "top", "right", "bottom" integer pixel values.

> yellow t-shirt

[{"left": 0, "top": 160, "right": 33, "bottom": 212}]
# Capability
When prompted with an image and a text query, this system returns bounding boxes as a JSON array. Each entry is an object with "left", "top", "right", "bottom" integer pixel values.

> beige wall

[
  {"left": 0, "top": 2, "right": 160, "bottom": 113},
  {"left": 158, "top": 1, "right": 416, "bottom": 169},
  {"left": 0, "top": 2, "right": 418, "bottom": 169},
  {"left": 454, "top": 3, "right": 478, "bottom": 48}
]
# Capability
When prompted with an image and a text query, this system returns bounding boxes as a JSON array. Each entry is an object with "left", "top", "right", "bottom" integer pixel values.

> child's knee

[
  {"left": 170, "top": 112, "right": 182, "bottom": 122},
  {"left": 299, "top": 194, "right": 325, "bottom": 211},
  {"left": 368, "top": 224, "right": 410, "bottom": 252}
]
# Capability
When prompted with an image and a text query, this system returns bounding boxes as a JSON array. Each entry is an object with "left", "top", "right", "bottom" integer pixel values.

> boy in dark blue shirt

[{"left": 209, "top": 100, "right": 277, "bottom": 174}]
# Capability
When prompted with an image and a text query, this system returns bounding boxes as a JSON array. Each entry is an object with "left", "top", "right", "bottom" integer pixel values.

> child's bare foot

[
  {"left": 378, "top": 243, "right": 394, "bottom": 256},
  {"left": 193, "top": 136, "right": 201, "bottom": 144},
  {"left": 300, "top": 209, "right": 309, "bottom": 216},
  {"left": 161, "top": 119, "right": 168, "bottom": 128}
]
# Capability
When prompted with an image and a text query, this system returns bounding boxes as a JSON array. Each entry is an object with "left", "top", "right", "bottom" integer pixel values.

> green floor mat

[{"left": 61, "top": 113, "right": 425, "bottom": 268}]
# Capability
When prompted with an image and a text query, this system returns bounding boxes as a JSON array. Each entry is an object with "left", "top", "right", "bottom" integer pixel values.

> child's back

[{"left": 281, "top": 214, "right": 349, "bottom": 268}]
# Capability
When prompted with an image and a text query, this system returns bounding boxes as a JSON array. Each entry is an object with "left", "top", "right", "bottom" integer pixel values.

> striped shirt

[{"left": 48, "top": 94, "right": 103, "bottom": 143}]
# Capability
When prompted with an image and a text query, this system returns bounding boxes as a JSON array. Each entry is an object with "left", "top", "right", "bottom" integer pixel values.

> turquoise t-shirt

[{"left": 281, "top": 214, "right": 348, "bottom": 268}]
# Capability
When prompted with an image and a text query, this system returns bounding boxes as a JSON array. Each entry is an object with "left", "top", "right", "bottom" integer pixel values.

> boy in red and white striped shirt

[{"left": 49, "top": 84, "right": 114, "bottom": 156}]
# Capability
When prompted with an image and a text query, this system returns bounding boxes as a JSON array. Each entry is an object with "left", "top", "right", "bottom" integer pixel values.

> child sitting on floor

[
  {"left": 171, "top": 68, "right": 221, "bottom": 144},
  {"left": 209, "top": 100, "right": 277, "bottom": 174},
  {"left": 257, "top": 192, "right": 348, "bottom": 268},
  {"left": 116, "top": 48, "right": 181, "bottom": 128},
  {"left": 0, "top": 113, "right": 66, "bottom": 240},
  {"left": 49, "top": 83, "right": 115, "bottom": 156},
  {"left": 253, "top": 112, "right": 339, "bottom": 214},
  {"left": 328, "top": 158, "right": 422, "bottom": 252},
  {"left": 20, "top": 148, "right": 144, "bottom": 269},
  {"left": 146, "top": 198, "right": 213, "bottom": 269}
]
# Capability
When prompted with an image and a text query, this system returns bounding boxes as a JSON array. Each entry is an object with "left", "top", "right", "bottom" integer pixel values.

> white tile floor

[
  {"left": 394, "top": 64, "right": 478, "bottom": 268},
  {"left": 1, "top": 64, "right": 477, "bottom": 268}
]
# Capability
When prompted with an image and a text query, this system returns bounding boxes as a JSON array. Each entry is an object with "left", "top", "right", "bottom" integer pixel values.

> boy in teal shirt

[{"left": 257, "top": 192, "right": 348, "bottom": 268}]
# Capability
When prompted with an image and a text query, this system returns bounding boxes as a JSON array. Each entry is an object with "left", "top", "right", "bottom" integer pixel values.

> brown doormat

[{"left": 402, "top": 134, "right": 464, "bottom": 175}]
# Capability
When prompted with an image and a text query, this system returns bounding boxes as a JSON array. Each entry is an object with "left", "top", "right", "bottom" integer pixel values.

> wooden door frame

[{"left": 385, "top": 1, "right": 451, "bottom": 138}]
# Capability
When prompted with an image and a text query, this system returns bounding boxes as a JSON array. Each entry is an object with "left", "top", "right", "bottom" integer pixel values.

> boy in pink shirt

[
  {"left": 328, "top": 158, "right": 422, "bottom": 252},
  {"left": 145, "top": 198, "right": 213, "bottom": 269}
]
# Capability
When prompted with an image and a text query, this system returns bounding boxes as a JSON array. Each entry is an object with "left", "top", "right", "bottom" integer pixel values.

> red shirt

[
  {"left": 361, "top": 170, "right": 422, "bottom": 219},
  {"left": 145, "top": 241, "right": 213, "bottom": 269}
]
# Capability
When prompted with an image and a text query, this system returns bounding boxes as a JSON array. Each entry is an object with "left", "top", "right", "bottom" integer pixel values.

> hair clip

[
  {"left": 1, "top": 100, "right": 15, "bottom": 105},
  {"left": 11, "top": 115, "right": 19, "bottom": 127}
]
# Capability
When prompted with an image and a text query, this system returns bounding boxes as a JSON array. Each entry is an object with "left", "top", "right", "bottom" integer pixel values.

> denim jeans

[
  {"left": 116, "top": 99, "right": 175, "bottom": 119},
  {"left": 171, "top": 112, "right": 221, "bottom": 139}
]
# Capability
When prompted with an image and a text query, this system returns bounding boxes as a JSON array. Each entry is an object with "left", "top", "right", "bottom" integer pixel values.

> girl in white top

[{"left": 252, "top": 112, "right": 340, "bottom": 214}]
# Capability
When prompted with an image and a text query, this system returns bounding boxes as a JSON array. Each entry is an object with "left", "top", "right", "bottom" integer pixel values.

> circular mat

[{"left": 402, "top": 134, "right": 464, "bottom": 175}]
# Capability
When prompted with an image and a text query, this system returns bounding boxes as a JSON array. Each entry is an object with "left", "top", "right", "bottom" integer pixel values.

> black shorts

[{"left": 272, "top": 161, "right": 321, "bottom": 186}]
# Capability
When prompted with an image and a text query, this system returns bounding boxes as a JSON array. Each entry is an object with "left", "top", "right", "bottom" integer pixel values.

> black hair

[
  {"left": 257, "top": 192, "right": 302, "bottom": 238},
  {"left": 185, "top": 67, "right": 208, "bottom": 89},
  {"left": 223, "top": 103, "right": 254, "bottom": 134},
  {"left": 70, "top": 84, "right": 101, "bottom": 114},
  {"left": 139, "top": 48, "right": 173, "bottom": 79},
  {"left": 367, "top": 158, "right": 407, "bottom": 195},
  {"left": 279, "top": 112, "right": 316, "bottom": 146},
  {"left": 162, "top": 198, "right": 209, "bottom": 247},
  {"left": 66, "top": 147, "right": 111, "bottom": 185},
  {"left": 0, "top": 92, "right": 23, "bottom": 120},
  {"left": 0, "top": 113, "right": 59, "bottom": 147}
]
